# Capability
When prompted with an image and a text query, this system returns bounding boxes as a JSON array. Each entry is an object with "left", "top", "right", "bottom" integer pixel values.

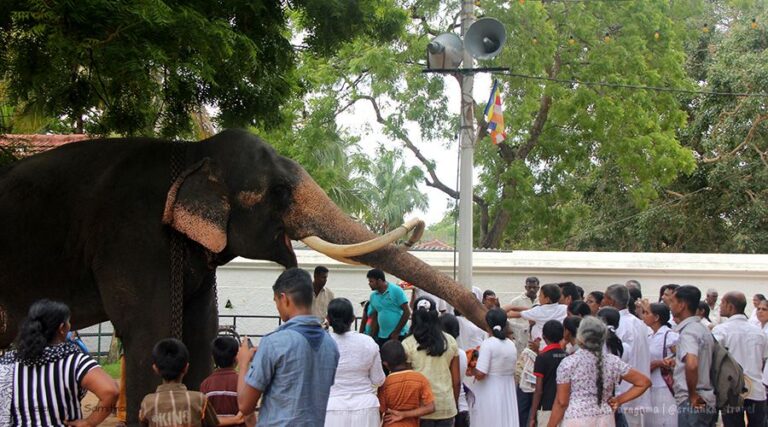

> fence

[{"left": 79, "top": 314, "right": 362, "bottom": 359}]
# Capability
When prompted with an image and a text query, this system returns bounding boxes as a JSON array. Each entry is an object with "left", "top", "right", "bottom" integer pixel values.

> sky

[{"left": 337, "top": 73, "right": 493, "bottom": 226}]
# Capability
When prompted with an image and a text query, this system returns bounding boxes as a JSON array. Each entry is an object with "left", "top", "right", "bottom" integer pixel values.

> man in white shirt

[
  {"left": 455, "top": 311, "right": 486, "bottom": 351},
  {"left": 506, "top": 277, "right": 540, "bottom": 354},
  {"left": 311, "top": 266, "right": 335, "bottom": 321},
  {"left": 705, "top": 288, "right": 721, "bottom": 326},
  {"left": 712, "top": 291, "right": 768, "bottom": 426},
  {"left": 604, "top": 284, "right": 652, "bottom": 427},
  {"left": 748, "top": 293, "right": 766, "bottom": 327}
]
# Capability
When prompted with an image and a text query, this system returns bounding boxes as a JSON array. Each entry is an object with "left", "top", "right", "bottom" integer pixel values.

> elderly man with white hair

[{"left": 704, "top": 288, "right": 720, "bottom": 326}]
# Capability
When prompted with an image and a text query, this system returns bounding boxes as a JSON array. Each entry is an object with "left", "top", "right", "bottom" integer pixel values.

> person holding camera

[{"left": 236, "top": 268, "right": 340, "bottom": 426}]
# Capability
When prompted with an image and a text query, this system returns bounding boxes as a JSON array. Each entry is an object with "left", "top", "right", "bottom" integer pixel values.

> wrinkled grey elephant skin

[{"left": 0, "top": 129, "right": 486, "bottom": 425}]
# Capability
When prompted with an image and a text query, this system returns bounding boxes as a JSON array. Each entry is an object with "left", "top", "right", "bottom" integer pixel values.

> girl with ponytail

[
  {"left": 466, "top": 308, "right": 519, "bottom": 426},
  {"left": 0, "top": 299, "right": 118, "bottom": 426},
  {"left": 547, "top": 316, "right": 651, "bottom": 427},
  {"left": 325, "top": 298, "right": 385, "bottom": 426},
  {"left": 402, "top": 296, "right": 460, "bottom": 424}
]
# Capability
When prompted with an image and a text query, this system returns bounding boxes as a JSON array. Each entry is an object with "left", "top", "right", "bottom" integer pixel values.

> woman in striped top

[{"left": 0, "top": 299, "right": 118, "bottom": 426}]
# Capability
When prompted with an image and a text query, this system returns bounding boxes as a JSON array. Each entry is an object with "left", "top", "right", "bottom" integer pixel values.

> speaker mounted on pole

[{"left": 465, "top": 17, "right": 507, "bottom": 60}]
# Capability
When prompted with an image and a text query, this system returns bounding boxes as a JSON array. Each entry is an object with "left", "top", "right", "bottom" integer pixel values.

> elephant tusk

[
  {"left": 326, "top": 254, "right": 364, "bottom": 266},
  {"left": 302, "top": 218, "right": 425, "bottom": 258},
  {"left": 400, "top": 218, "right": 425, "bottom": 249}
]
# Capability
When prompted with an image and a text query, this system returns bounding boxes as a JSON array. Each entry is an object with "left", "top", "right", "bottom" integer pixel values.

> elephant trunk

[{"left": 284, "top": 171, "right": 488, "bottom": 330}]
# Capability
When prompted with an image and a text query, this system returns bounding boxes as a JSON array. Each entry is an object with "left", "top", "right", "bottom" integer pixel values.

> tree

[
  {"left": 254, "top": 94, "right": 373, "bottom": 216},
  {"left": 290, "top": 0, "right": 698, "bottom": 249},
  {"left": 568, "top": 2, "right": 768, "bottom": 253},
  {"left": 357, "top": 147, "right": 428, "bottom": 233},
  {"left": 0, "top": 0, "right": 406, "bottom": 137}
]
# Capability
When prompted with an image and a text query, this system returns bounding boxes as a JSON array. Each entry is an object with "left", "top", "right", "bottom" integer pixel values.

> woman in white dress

[
  {"left": 467, "top": 308, "right": 519, "bottom": 427},
  {"left": 643, "top": 302, "right": 678, "bottom": 426},
  {"left": 325, "top": 298, "right": 385, "bottom": 427}
]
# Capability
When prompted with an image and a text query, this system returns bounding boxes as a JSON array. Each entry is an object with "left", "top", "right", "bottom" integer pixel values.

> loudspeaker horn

[
  {"left": 465, "top": 17, "right": 506, "bottom": 60},
  {"left": 426, "top": 33, "right": 463, "bottom": 69}
]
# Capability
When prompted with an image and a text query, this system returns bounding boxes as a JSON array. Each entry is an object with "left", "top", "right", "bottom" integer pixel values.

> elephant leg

[
  {"left": 182, "top": 272, "right": 218, "bottom": 390},
  {"left": 120, "top": 329, "right": 165, "bottom": 426},
  {"left": 97, "top": 268, "right": 175, "bottom": 426}
]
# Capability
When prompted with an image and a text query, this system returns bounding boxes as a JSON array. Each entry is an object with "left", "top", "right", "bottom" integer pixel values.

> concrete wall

[
  {"left": 216, "top": 249, "right": 768, "bottom": 318},
  {"left": 80, "top": 249, "right": 768, "bottom": 351}
]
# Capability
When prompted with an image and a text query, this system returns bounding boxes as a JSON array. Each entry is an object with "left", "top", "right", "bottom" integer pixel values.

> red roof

[
  {"left": 412, "top": 238, "right": 454, "bottom": 251},
  {"left": 0, "top": 134, "right": 89, "bottom": 157}
]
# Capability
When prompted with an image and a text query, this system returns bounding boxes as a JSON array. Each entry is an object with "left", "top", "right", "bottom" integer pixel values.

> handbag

[{"left": 660, "top": 330, "right": 675, "bottom": 395}]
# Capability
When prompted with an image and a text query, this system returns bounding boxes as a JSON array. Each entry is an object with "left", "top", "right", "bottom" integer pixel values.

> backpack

[{"left": 710, "top": 335, "right": 746, "bottom": 410}]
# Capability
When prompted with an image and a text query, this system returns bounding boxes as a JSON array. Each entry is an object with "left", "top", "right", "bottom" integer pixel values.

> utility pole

[
  {"left": 457, "top": 0, "right": 475, "bottom": 289},
  {"left": 424, "top": 4, "right": 506, "bottom": 290}
]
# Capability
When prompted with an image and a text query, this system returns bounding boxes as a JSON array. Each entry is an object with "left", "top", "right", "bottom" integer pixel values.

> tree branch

[
  {"left": 358, "top": 94, "right": 490, "bottom": 226},
  {"left": 482, "top": 52, "right": 562, "bottom": 248},
  {"left": 702, "top": 113, "right": 767, "bottom": 164},
  {"left": 410, "top": 7, "right": 440, "bottom": 37}
]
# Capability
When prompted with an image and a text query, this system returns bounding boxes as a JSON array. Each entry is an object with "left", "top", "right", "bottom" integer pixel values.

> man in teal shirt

[{"left": 367, "top": 268, "right": 411, "bottom": 347}]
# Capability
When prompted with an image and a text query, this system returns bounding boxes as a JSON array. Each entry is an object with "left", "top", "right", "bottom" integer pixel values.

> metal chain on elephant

[{"left": 169, "top": 145, "right": 185, "bottom": 340}]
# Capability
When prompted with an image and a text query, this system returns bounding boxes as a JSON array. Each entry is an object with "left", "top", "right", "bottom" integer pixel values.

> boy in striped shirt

[{"left": 139, "top": 338, "right": 219, "bottom": 427}]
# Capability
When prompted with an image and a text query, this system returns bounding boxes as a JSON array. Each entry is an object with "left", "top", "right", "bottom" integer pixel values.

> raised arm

[
  {"left": 65, "top": 367, "right": 119, "bottom": 427},
  {"left": 609, "top": 368, "right": 651, "bottom": 410},
  {"left": 236, "top": 337, "right": 262, "bottom": 416}
]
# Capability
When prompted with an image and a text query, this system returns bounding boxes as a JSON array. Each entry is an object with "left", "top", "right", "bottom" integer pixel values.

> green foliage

[
  {"left": 424, "top": 208, "right": 458, "bottom": 247},
  {"left": 0, "top": 0, "right": 404, "bottom": 137},
  {"left": 99, "top": 361, "right": 121, "bottom": 379},
  {"left": 567, "top": 1, "right": 768, "bottom": 253},
  {"left": 474, "top": 0, "right": 697, "bottom": 248},
  {"left": 254, "top": 95, "right": 372, "bottom": 216},
  {"left": 276, "top": 0, "right": 714, "bottom": 250},
  {"left": 357, "top": 147, "right": 428, "bottom": 233}
]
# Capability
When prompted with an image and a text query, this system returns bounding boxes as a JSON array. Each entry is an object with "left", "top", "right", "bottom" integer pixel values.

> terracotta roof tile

[
  {"left": 0, "top": 134, "right": 89, "bottom": 157},
  {"left": 411, "top": 238, "right": 454, "bottom": 251}
]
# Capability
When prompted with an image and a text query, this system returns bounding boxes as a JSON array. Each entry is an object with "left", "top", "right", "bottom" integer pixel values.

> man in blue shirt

[
  {"left": 237, "top": 268, "right": 340, "bottom": 426},
  {"left": 367, "top": 268, "right": 410, "bottom": 347}
]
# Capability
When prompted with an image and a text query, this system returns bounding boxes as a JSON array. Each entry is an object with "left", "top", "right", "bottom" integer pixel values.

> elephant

[{"left": 0, "top": 129, "right": 487, "bottom": 424}]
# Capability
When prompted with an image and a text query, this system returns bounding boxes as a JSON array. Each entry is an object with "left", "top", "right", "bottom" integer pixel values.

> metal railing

[{"left": 78, "top": 314, "right": 363, "bottom": 359}]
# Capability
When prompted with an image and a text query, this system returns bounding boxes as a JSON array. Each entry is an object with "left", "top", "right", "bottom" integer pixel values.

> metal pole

[
  {"left": 457, "top": 0, "right": 475, "bottom": 289},
  {"left": 97, "top": 323, "right": 102, "bottom": 360}
]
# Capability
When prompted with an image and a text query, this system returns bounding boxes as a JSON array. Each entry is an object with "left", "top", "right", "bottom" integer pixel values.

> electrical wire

[{"left": 494, "top": 71, "right": 768, "bottom": 97}]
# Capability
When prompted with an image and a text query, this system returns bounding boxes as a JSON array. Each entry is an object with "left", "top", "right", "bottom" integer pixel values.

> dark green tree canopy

[{"left": 0, "top": 0, "right": 405, "bottom": 137}]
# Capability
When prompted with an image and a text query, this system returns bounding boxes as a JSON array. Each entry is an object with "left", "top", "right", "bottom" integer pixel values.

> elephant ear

[{"left": 162, "top": 158, "right": 230, "bottom": 253}]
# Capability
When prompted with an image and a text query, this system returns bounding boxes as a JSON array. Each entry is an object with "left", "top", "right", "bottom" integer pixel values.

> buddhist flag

[{"left": 484, "top": 79, "right": 506, "bottom": 144}]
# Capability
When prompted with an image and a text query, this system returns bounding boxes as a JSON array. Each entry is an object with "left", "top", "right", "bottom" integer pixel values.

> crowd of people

[{"left": 1, "top": 266, "right": 767, "bottom": 427}]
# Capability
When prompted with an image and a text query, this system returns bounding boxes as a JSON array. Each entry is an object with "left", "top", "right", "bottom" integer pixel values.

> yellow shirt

[{"left": 402, "top": 332, "right": 458, "bottom": 420}]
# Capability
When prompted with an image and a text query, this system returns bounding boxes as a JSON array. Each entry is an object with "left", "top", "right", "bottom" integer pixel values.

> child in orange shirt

[{"left": 378, "top": 340, "right": 435, "bottom": 426}]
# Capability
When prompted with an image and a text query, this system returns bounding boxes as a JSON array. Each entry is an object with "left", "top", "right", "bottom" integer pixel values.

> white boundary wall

[
  {"left": 78, "top": 249, "right": 768, "bottom": 351},
  {"left": 216, "top": 249, "right": 768, "bottom": 318}
]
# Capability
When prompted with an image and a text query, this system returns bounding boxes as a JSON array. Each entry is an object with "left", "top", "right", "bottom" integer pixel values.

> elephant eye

[{"left": 269, "top": 184, "right": 292, "bottom": 212}]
